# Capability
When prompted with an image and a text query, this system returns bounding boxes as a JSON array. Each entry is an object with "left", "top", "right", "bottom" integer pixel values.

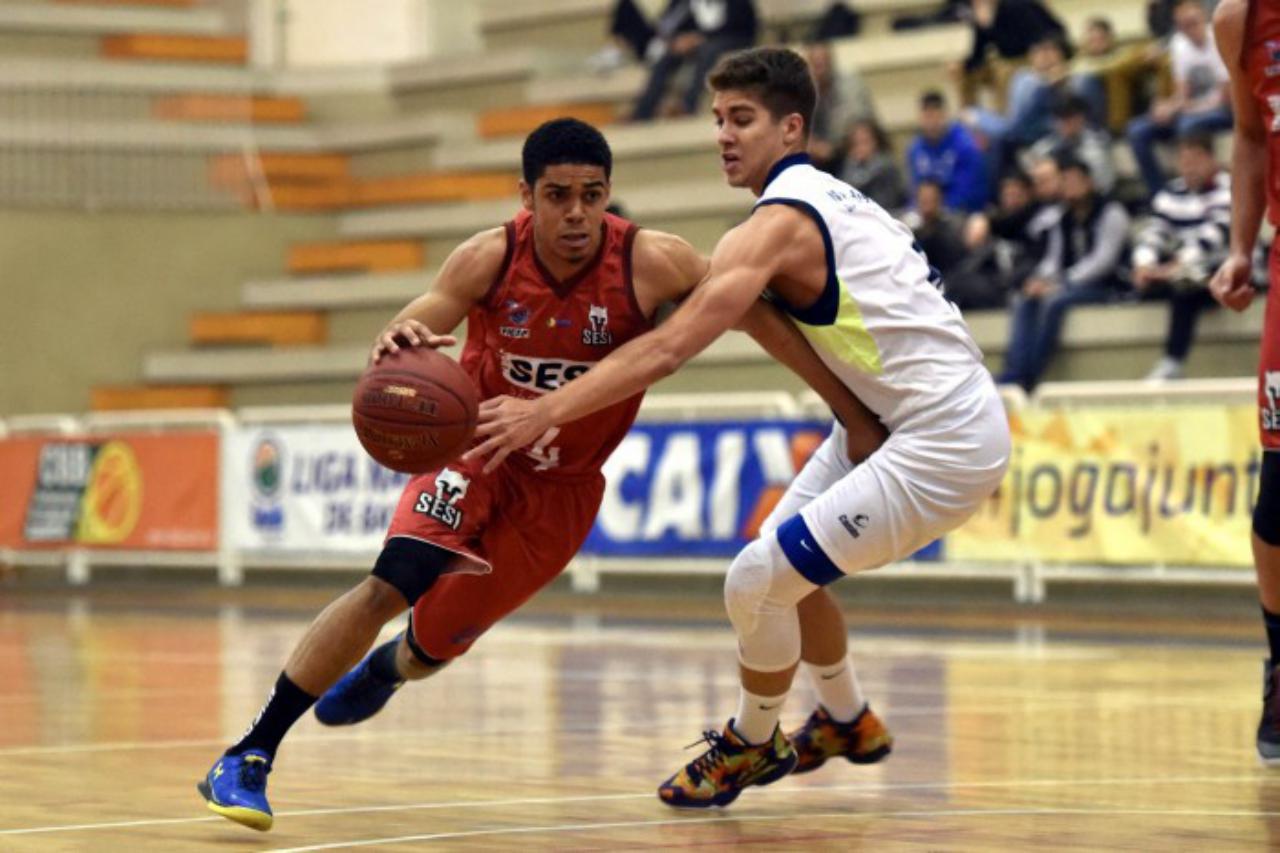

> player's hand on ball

[
  {"left": 1210, "top": 253, "right": 1256, "bottom": 313},
  {"left": 466, "top": 395, "right": 553, "bottom": 474},
  {"left": 370, "top": 319, "right": 457, "bottom": 363}
]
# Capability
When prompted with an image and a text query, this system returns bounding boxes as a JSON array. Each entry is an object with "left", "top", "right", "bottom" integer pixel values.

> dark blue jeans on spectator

[
  {"left": 997, "top": 283, "right": 1115, "bottom": 391},
  {"left": 1126, "top": 106, "right": 1233, "bottom": 196},
  {"left": 632, "top": 34, "right": 752, "bottom": 120}
]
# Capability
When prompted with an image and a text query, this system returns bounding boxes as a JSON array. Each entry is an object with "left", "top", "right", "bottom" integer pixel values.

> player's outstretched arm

[
  {"left": 1210, "top": 0, "right": 1267, "bottom": 313},
  {"left": 468, "top": 206, "right": 800, "bottom": 472},
  {"left": 738, "top": 299, "right": 888, "bottom": 464},
  {"left": 369, "top": 227, "right": 506, "bottom": 362}
]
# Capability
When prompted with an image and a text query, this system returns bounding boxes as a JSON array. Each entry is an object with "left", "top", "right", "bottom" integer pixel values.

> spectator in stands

[
  {"left": 1131, "top": 132, "right": 1230, "bottom": 380},
  {"left": 948, "top": 169, "right": 1044, "bottom": 310},
  {"left": 908, "top": 90, "right": 988, "bottom": 213},
  {"left": 966, "top": 34, "right": 1072, "bottom": 184},
  {"left": 586, "top": 0, "right": 656, "bottom": 73},
  {"left": 806, "top": 41, "right": 876, "bottom": 174},
  {"left": 1025, "top": 94, "right": 1116, "bottom": 195},
  {"left": 955, "top": 0, "right": 1067, "bottom": 110},
  {"left": 631, "top": 0, "right": 758, "bottom": 121},
  {"left": 840, "top": 118, "right": 906, "bottom": 211},
  {"left": 1126, "top": 0, "right": 1231, "bottom": 196},
  {"left": 903, "top": 179, "right": 968, "bottom": 280},
  {"left": 997, "top": 157, "right": 1130, "bottom": 391},
  {"left": 1028, "top": 154, "right": 1062, "bottom": 206}
]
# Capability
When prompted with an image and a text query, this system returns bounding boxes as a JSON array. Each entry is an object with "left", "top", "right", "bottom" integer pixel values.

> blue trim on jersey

[
  {"left": 761, "top": 152, "right": 812, "bottom": 193},
  {"left": 753, "top": 198, "right": 840, "bottom": 327},
  {"left": 776, "top": 514, "right": 844, "bottom": 587}
]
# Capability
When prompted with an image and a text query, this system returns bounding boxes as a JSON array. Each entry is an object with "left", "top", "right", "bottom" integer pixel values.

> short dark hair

[
  {"left": 707, "top": 47, "right": 817, "bottom": 138},
  {"left": 1057, "top": 154, "right": 1092, "bottom": 179},
  {"left": 920, "top": 90, "right": 947, "bottom": 111},
  {"left": 521, "top": 118, "right": 612, "bottom": 186},
  {"left": 1177, "top": 129, "right": 1216, "bottom": 154},
  {"left": 1051, "top": 93, "right": 1090, "bottom": 119},
  {"left": 1085, "top": 15, "right": 1114, "bottom": 36},
  {"left": 1000, "top": 168, "right": 1032, "bottom": 189}
]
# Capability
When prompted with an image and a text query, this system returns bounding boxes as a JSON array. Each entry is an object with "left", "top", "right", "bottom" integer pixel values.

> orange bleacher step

[
  {"left": 91, "top": 385, "right": 229, "bottom": 411},
  {"left": 154, "top": 94, "right": 307, "bottom": 124},
  {"left": 477, "top": 103, "right": 618, "bottom": 139},
  {"left": 209, "top": 153, "right": 349, "bottom": 191},
  {"left": 102, "top": 34, "right": 248, "bottom": 64},
  {"left": 287, "top": 240, "right": 425, "bottom": 275},
  {"left": 263, "top": 171, "right": 517, "bottom": 211},
  {"left": 189, "top": 311, "right": 327, "bottom": 346}
]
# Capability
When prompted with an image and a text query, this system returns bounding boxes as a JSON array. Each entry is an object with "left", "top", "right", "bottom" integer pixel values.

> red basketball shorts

[
  {"left": 1263, "top": 246, "right": 1280, "bottom": 450},
  {"left": 385, "top": 456, "right": 604, "bottom": 659}
]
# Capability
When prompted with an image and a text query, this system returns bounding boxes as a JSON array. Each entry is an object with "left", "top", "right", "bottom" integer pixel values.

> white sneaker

[
  {"left": 584, "top": 44, "right": 626, "bottom": 74},
  {"left": 1145, "top": 356, "right": 1184, "bottom": 382}
]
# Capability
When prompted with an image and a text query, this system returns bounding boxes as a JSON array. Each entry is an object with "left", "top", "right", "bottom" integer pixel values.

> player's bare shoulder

[
  {"left": 630, "top": 229, "right": 709, "bottom": 313},
  {"left": 436, "top": 226, "right": 510, "bottom": 301}
]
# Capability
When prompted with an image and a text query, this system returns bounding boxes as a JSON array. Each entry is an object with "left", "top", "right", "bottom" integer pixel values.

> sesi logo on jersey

[
  {"left": 413, "top": 468, "right": 470, "bottom": 530},
  {"left": 500, "top": 353, "right": 595, "bottom": 394}
]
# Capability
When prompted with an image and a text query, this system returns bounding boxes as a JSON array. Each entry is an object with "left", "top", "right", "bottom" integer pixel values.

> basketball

[{"left": 351, "top": 346, "right": 478, "bottom": 474}]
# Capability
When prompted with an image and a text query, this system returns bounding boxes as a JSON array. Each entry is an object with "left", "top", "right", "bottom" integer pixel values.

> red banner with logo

[{"left": 0, "top": 433, "right": 218, "bottom": 550}]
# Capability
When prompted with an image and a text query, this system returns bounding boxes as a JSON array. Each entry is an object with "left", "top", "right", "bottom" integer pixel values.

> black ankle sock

[
  {"left": 366, "top": 638, "right": 404, "bottom": 684},
  {"left": 227, "top": 672, "right": 316, "bottom": 758},
  {"left": 1263, "top": 606, "right": 1280, "bottom": 664}
]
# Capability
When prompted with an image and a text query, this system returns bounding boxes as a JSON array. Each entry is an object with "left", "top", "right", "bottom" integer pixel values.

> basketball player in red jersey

[
  {"left": 1210, "top": 0, "right": 1280, "bottom": 764},
  {"left": 197, "top": 118, "right": 887, "bottom": 830}
]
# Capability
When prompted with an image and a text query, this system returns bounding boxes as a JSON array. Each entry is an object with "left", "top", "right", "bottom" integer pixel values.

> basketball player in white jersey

[{"left": 472, "top": 47, "right": 1011, "bottom": 808}]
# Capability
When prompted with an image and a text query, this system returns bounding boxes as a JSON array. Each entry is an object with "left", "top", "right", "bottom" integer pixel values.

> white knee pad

[{"left": 723, "top": 535, "right": 817, "bottom": 673}]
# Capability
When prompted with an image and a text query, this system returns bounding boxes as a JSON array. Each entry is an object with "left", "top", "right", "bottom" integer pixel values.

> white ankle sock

[
  {"left": 733, "top": 688, "right": 787, "bottom": 745},
  {"left": 805, "top": 658, "right": 866, "bottom": 723}
]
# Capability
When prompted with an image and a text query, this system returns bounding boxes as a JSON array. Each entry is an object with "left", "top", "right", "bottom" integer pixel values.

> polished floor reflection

[{"left": 0, "top": 581, "right": 1278, "bottom": 850}]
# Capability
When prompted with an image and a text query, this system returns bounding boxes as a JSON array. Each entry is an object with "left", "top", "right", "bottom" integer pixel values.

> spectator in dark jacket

[
  {"left": 948, "top": 169, "right": 1043, "bottom": 309},
  {"left": 956, "top": 0, "right": 1067, "bottom": 109},
  {"left": 907, "top": 90, "right": 988, "bottom": 213},
  {"left": 1131, "top": 132, "right": 1231, "bottom": 380},
  {"left": 632, "top": 0, "right": 757, "bottom": 121},
  {"left": 996, "top": 156, "right": 1130, "bottom": 390},
  {"left": 903, "top": 180, "right": 969, "bottom": 280},
  {"left": 841, "top": 118, "right": 907, "bottom": 211}
]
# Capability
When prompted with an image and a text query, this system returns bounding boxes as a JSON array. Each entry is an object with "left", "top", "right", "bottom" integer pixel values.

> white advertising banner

[{"left": 226, "top": 424, "right": 412, "bottom": 553}]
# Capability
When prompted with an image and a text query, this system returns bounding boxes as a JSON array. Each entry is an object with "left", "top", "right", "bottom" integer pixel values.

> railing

[{"left": 0, "top": 377, "right": 1261, "bottom": 601}]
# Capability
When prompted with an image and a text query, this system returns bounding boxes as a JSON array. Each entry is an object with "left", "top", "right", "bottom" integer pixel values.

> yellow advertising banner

[{"left": 949, "top": 404, "right": 1261, "bottom": 567}]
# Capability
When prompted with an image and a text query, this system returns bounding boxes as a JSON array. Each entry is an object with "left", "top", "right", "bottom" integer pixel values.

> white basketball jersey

[{"left": 755, "top": 155, "right": 987, "bottom": 430}]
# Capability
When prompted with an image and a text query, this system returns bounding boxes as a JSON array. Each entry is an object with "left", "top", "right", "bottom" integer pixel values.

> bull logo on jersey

[
  {"left": 583, "top": 304, "right": 613, "bottom": 346},
  {"left": 1265, "top": 371, "right": 1280, "bottom": 432},
  {"left": 412, "top": 468, "right": 470, "bottom": 531}
]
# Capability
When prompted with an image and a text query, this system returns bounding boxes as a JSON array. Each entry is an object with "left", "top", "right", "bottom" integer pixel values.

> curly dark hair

[{"left": 521, "top": 118, "right": 612, "bottom": 186}]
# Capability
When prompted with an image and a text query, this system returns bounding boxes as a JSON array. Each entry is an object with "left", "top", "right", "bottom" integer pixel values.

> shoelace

[
  {"left": 683, "top": 730, "right": 732, "bottom": 781},
  {"left": 238, "top": 758, "right": 270, "bottom": 792}
]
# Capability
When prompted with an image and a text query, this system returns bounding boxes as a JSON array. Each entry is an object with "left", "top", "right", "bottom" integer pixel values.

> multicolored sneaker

[
  {"left": 1259, "top": 660, "right": 1280, "bottom": 766},
  {"left": 196, "top": 749, "right": 273, "bottom": 831},
  {"left": 657, "top": 721, "right": 798, "bottom": 809},
  {"left": 788, "top": 704, "right": 893, "bottom": 774},
  {"left": 314, "top": 640, "right": 404, "bottom": 726}
]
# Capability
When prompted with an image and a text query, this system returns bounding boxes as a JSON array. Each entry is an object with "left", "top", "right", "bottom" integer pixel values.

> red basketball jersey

[
  {"left": 460, "top": 209, "right": 652, "bottom": 478},
  {"left": 1245, "top": 0, "right": 1280, "bottom": 225}
]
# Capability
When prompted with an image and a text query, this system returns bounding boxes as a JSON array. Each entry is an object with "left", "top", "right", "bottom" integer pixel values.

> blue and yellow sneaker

[
  {"left": 313, "top": 642, "right": 404, "bottom": 726},
  {"left": 788, "top": 704, "right": 893, "bottom": 774},
  {"left": 197, "top": 750, "right": 273, "bottom": 831},
  {"left": 657, "top": 721, "right": 797, "bottom": 809}
]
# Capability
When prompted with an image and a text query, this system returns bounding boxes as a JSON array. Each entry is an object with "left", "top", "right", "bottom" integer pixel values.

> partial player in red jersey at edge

[
  {"left": 196, "top": 117, "right": 887, "bottom": 831},
  {"left": 1209, "top": 0, "right": 1280, "bottom": 764}
]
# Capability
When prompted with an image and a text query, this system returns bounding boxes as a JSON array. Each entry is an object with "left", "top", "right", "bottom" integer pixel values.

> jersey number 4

[{"left": 527, "top": 427, "right": 561, "bottom": 471}]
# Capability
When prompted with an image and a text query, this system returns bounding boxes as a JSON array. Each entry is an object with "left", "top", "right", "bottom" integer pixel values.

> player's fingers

[
  {"left": 463, "top": 433, "right": 504, "bottom": 464},
  {"left": 482, "top": 444, "right": 513, "bottom": 476},
  {"left": 478, "top": 397, "right": 508, "bottom": 416},
  {"left": 426, "top": 334, "right": 457, "bottom": 349}
]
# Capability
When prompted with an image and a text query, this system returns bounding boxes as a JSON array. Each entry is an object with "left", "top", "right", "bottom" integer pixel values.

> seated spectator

[
  {"left": 908, "top": 90, "right": 989, "bottom": 213},
  {"left": 840, "top": 118, "right": 906, "bottom": 211},
  {"left": 996, "top": 157, "right": 1130, "bottom": 391},
  {"left": 807, "top": 41, "right": 876, "bottom": 175},
  {"left": 1028, "top": 153, "right": 1063, "bottom": 206},
  {"left": 1126, "top": 0, "right": 1231, "bottom": 196},
  {"left": 902, "top": 180, "right": 968, "bottom": 281},
  {"left": 954, "top": 0, "right": 1067, "bottom": 111},
  {"left": 1131, "top": 132, "right": 1230, "bottom": 380},
  {"left": 585, "top": 0, "right": 655, "bottom": 73},
  {"left": 1025, "top": 94, "right": 1116, "bottom": 195},
  {"left": 631, "top": 0, "right": 757, "bottom": 122},
  {"left": 967, "top": 35, "right": 1072, "bottom": 182},
  {"left": 948, "top": 169, "right": 1044, "bottom": 309}
]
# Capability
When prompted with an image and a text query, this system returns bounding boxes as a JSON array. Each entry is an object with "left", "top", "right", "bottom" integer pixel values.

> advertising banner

[
  {"left": 950, "top": 404, "right": 1260, "bottom": 567},
  {"left": 226, "top": 424, "right": 411, "bottom": 553},
  {"left": 0, "top": 432, "right": 218, "bottom": 550},
  {"left": 584, "top": 419, "right": 835, "bottom": 557}
]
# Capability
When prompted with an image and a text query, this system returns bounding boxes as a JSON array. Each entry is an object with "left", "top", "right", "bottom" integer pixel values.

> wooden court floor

[{"left": 2, "top": 579, "right": 1280, "bottom": 851}]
